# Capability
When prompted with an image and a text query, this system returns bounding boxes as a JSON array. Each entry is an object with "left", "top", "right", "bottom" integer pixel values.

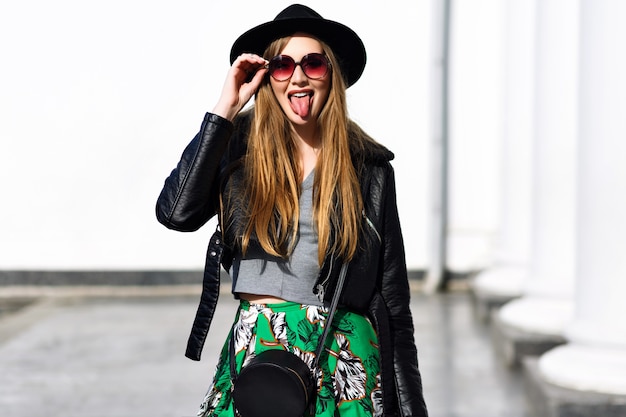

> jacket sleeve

[
  {"left": 379, "top": 165, "right": 428, "bottom": 417},
  {"left": 156, "top": 113, "right": 234, "bottom": 232}
]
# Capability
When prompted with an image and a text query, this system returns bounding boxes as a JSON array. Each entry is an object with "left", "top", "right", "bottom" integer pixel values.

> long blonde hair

[{"left": 239, "top": 36, "right": 364, "bottom": 265}]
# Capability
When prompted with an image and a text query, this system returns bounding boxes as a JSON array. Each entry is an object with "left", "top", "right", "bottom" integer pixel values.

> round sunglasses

[{"left": 266, "top": 53, "right": 331, "bottom": 81}]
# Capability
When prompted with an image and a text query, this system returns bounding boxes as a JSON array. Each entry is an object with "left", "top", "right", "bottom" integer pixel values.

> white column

[
  {"left": 471, "top": 0, "right": 534, "bottom": 302},
  {"left": 497, "top": 0, "right": 578, "bottom": 336},
  {"left": 539, "top": 0, "right": 626, "bottom": 395}
]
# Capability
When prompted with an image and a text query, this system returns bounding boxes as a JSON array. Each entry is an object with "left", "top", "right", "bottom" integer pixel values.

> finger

[
  {"left": 231, "top": 54, "right": 266, "bottom": 83},
  {"left": 245, "top": 57, "right": 268, "bottom": 73},
  {"left": 245, "top": 52, "right": 266, "bottom": 62},
  {"left": 235, "top": 53, "right": 267, "bottom": 67},
  {"left": 246, "top": 64, "right": 268, "bottom": 86}
]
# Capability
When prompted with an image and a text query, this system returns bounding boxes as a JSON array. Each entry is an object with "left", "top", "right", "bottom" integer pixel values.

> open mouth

[{"left": 289, "top": 91, "right": 313, "bottom": 117}]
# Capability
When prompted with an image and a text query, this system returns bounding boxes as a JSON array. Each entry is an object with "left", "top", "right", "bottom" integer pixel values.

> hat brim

[{"left": 230, "top": 17, "right": 366, "bottom": 87}]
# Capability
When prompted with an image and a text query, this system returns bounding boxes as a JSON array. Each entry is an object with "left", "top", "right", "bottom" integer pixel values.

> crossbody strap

[
  {"left": 311, "top": 262, "right": 348, "bottom": 369},
  {"left": 229, "top": 262, "right": 349, "bottom": 383}
]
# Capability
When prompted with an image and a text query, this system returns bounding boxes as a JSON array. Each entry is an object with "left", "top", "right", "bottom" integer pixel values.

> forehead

[{"left": 279, "top": 34, "right": 324, "bottom": 57}]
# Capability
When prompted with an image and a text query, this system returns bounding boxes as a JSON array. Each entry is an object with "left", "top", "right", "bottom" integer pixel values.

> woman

[{"left": 156, "top": 4, "right": 428, "bottom": 417}]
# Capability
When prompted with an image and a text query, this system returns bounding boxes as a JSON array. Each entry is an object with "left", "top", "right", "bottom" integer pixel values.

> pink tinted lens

[
  {"left": 300, "top": 54, "right": 329, "bottom": 79},
  {"left": 268, "top": 55, "right": 296, "bottom": 81},
  {"left": 268, "top": 54, "right": 329, "bottom": 81}
]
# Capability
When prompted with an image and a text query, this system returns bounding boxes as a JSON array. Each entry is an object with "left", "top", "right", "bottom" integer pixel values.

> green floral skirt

[{"left": 198, "top": 300, "right": 382, "bottom": 417}]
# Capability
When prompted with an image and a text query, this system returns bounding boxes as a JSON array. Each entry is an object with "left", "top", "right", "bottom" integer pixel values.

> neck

[
  {"left": 292, "top": 122, "right": 320, "bottom": 148},
  {"left": 292, "top": 123, "right": 321, "bottom": 181}
]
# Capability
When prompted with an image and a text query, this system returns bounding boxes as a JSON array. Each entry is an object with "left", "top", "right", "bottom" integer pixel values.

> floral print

[{"left": 197, "top": 301, "right": 381, "bottom": 417}]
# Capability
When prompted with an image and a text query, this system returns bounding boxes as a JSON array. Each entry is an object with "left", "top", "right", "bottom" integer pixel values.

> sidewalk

[{"left": 0, "top": 285, "right": 532, "bottom": 417}]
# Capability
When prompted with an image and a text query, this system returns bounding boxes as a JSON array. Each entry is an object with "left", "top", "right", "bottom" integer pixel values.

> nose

[{"left": 290, "top": 63, "right": 308, "bottom": 84}]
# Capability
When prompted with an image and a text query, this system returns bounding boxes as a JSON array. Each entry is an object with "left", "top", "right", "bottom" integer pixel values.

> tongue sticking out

[{"left": 290, "top": 94, "right": 311, "bottom": 118}]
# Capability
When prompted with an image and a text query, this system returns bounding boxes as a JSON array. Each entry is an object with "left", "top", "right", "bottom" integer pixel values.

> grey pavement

[{"left": 0, "top": 285, "right": 533, "bottom": 417}]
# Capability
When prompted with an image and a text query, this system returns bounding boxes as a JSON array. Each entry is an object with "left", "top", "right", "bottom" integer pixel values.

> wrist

[{"left": 212, "top": 102, "right": 239, "bottom": 121}]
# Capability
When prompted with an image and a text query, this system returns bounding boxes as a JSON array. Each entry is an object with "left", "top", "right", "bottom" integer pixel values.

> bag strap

[
  {"left": 311, "top": 262, "right": 348, "bottom": 369},
  {"left": 228, "top": 262, "right": 349, "bottom": 383}
]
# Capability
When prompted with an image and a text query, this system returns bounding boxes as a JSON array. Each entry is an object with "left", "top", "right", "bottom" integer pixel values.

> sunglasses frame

[{"left": 265, "top": 53, "right": 331, "bottom": 81}]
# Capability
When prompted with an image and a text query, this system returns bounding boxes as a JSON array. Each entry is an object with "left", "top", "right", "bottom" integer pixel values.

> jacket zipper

[
  {"left": 315, "top": 253, "right": 335, "bottom": 303},
  {"left": 316, "top": 214, "right": 380, "bottom": 303},
  {"left": 363, "top": 210, "right": 382, "bottom": 244}
]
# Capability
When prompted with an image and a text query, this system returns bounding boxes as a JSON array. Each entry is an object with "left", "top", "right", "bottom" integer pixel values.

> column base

[
  {"left": 491, "top": 297, "right": 573, "bottom": 367},
  {"left": 523, "top": 357, "right": 626, "bottom": 417},
  {"left": 539, "top": 344, "right": 626, "bottom": 395},
  {"left": 492, "top": 310, "right": 566, "bottom": 367},
  {"left": 470, "top": 266, "right": 524, "bottom": 322}
]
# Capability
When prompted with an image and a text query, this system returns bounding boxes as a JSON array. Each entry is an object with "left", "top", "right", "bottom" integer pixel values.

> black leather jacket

[{"left": 156, "top": 112, "right": 428, "bottom": 417}]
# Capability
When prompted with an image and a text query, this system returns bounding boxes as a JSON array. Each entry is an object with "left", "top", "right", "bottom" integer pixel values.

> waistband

[{"left": 240, "top": 299, "right": 329, "bottom": 313}]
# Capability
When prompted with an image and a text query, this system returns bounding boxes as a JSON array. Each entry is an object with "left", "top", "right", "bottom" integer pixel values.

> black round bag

[
  {"left": 229, "top": 264, "right": 349, "bottom": 417},
  {"left": 232, "top": 349, "right": 315, "bottom": 417}
]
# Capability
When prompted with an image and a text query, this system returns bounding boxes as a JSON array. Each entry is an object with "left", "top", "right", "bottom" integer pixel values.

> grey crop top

[{"left": 231, "top": 171, "right": 322, "bottom": 306}]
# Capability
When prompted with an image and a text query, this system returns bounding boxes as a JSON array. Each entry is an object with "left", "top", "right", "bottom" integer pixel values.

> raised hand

[{"left": 212, "top": 53, "right": 268, "bottom": 121}]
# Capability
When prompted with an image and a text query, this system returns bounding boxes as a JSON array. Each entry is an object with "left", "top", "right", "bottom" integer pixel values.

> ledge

[
  {"left": 491, "top": 309, "right": 566, "bottom": 367},
  {"left": 523, "top": 357, "right": 626, "bottom": 417},
  {"left": 0, "top": 269, "right": 430, "bottom": 286}
]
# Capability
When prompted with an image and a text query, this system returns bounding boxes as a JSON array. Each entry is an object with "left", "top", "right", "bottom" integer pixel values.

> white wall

[
  {"left": 447, "top": 0, "right": 504, "bottom": 271},
  {"left": 0, "top": 0, "right": 501, "bottom": 273}
]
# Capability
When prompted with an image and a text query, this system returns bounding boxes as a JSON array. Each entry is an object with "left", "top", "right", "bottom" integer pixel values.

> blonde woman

[{"left": 157, "top": 4, "right": 428, "bottom": 417}]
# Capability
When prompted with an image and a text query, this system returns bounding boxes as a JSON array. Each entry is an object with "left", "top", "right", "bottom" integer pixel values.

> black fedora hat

[{"left": 230, "top": 4, "right": 366, "bottom": 87}]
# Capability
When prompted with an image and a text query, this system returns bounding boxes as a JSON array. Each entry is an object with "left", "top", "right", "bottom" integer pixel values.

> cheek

[
  {"left": 270, "top": 82, "right": 286, "bottom": 99},
  {"left": 269, "top": 79, "right": 283, "bottom": 98},
  {"left": 269, "top": 84, "right": 288, "bottom": 109},
  {"left": 316, "top": 85, "right": 331, "bottom": 109}
]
